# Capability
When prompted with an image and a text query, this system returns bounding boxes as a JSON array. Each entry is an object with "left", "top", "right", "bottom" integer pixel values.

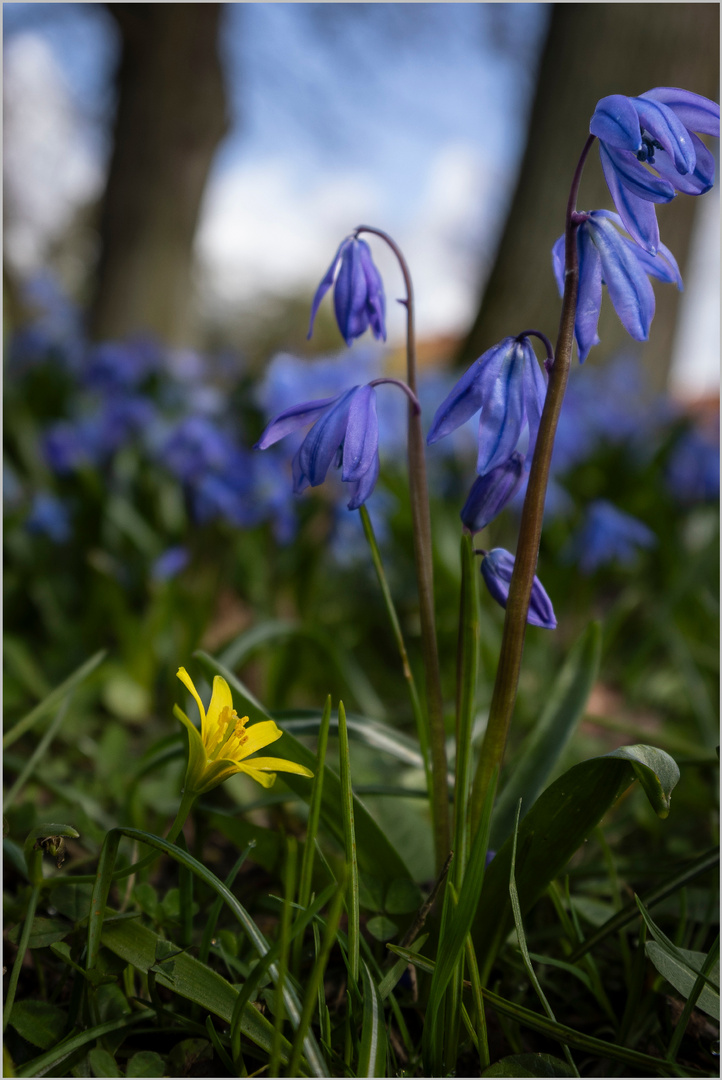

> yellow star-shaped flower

[{"left": 174, "top": 667, "right": 313, "bottom": 796}]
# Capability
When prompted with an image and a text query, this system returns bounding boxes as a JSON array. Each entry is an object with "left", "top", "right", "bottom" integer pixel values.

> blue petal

[
  {"left": 342, "top": 385, "right": 379, "bottom": 481},
  {"left": 622, "top": 237, "right": 683, "bottom": 290},
  {"left": 590, "top": 94, "right": 643, "bottom": 151},
  {"left": 520, "top": 340, "right": 547, "bottom": 455},
  {"left": 640, "top": 87, "right": 720, "bottom": 137},
  {"left": 426, "top": 338, "right": 516, "bottom": 444},
  {"left": 479, "top": 548, "right": 557, "bottom": 629},
  {"left": 335, "top": 241, "right": 370, "bottom": 345},
  {"left": 254, "top": 394, "right": 342, "bottom": 449},
  {"left": 476, "top": 341, "right": 526, "bottom": 474},
  {"left": 460, "top": 452, "right": 524, "bottom": 533},
  {"left": 588, "top": 214, "right": 655, "bottom": 341},
  {"left": 346, "top": 451, "right": 380, "bottom": 510},
  {"left": 292, "top": 446, "right": 311, "bottom": 494},
  {"left": 599, "top": 144, "right": 676, "bottom": 203},
  {"left": 632, "top": 97, "right": 696, "bottom": 174},
  {"left": 652, "top": 132, "right": 715, "bottom": 195},
  {"left": 599, "top": 145, "right": 662, "bottom": 254},
  {"left": 307, "top": 238, "right": 350, "bottom": 339},
  {"left": 298, "top": 387, "right": 358, "bottom": 486},
  {"left": 574, "top": 224, "right": 603, "bottom": 362},
  {"left": 358, "top": 240, "right": 387, "bottom": 342},
  {"left": 551, "top": 234, "right": 566, "bottom": 297}
]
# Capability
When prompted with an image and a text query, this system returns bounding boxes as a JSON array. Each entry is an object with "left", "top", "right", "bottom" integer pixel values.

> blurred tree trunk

[
  {"left": 459, "top": 3, "right": 719, "bottom": 393},
  {"left": 89, "top": 3, "right": 228, "bottom": 346}
]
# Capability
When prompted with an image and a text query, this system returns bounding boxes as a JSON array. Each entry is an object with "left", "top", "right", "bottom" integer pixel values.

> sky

[{"left": 2, "top": 3, "right": 719, "bottom": 392}]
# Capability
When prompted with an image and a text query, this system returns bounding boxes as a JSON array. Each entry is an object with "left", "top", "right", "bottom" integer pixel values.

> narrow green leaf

[
  {"left": 217, "top": 619, "right": 385, "bottom": 718},
  {"left": 636, "top": 894, "right": 720, "bottom": 1005},
  {"left": 339, "top": 700, "right": 360, "bottom": 984},
  {"left": 453, "top": 531, "right": 479, "bottom": 883},
  {"left": 474, "top": 745, "right": 680, "bottom": 974},
  {"left": 388, "top": 947, "right": 687, "bottom": 1076},
  {"left": 4, "top": 696, "right": 72, "bottom": 810},
  {"left": 508, "top": 803, "right": 578, "bottom": 1076},
  {"left": 4, "top": 650, "right": 106, "bottom": 749},
  {"left": 646, "top": 941, "right": 719, "bottom": 1020},
  {"left": 423, "top": 772, "right": 496, "bottom": 1074},
  {"left": 294, "top": 694, "right": 332, "bottom": 975},
  {"left": 359, "top": 961, "right": 388, "bottom": 1078},
  {"left": 568, "top": 847, "right": 719, "bottom": 963},
  {"left": 378, "top": 934, "right": 429, "bottom": 1001},
  {"left": 492, "top": 622, "right": 601, "bottom": 847}
]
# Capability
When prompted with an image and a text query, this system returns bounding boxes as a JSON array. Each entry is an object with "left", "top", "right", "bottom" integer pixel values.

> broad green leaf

[
  {"left": 474, "top": 745, "right": 679, "bottom": 974},
  {"left": 15, "top": 1010, "right": 156, "bottom": 1078},
  {"left": 88, "top": 1048, "right": 120, "bottom": 1078},
  {"left": 8, "top": 1000, "right": 67, "bottom": 1049},
  {"left": 359, "top": 961, "right": 388, "bottom": 1078},
  {"left": 482, "top": 1053, "right": 575, "bottom": 1077},
  {"left": 126, "top": 1051, "right": 165, "bottom": 1077},
  {"left": 366, "top": 916, "right": 399, "bottom": 942},
  {"left": 646, "top": 942, "right": 720, "bottom": 1019},
  {"left": 194, "top": 652, "right": 421, "bottom": 911},
  {"left": 7, "top": 916, "right": 71, "bottom": 949},
  {"left": 492, "top": 623, "right": 601, "bottom": 847}
]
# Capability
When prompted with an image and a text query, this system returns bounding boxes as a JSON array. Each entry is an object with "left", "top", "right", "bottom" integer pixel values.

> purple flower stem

[
  {"left": 357, "top": 223, "right": 451, "bottom": 870},
  {"left": 469, "top": 134, "right": 597, "bottom": 835},
  {"left": 368, "top": 377, "right": 421, "bottom": 414}
]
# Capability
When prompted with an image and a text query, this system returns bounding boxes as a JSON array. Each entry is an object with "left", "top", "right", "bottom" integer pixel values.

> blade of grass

[
  {"left": 509, "top": 802, "right": 579, "bottom": 1077},
  {"left": 270, "top": 836, "right": 297, "bottom": 1078},
  {"left": 4, "top": 649, "right": 106, "bottom": 749},
  {"left": 388, "top": 945, "right": 698, "bottom": 1076},
  {"left": 465, "top": 933, "right": 490, "bottom": 1072},
  {"left": 338, "top": 700, "right": 360, "bottom": 985},
  {"left": 568, "top": 847, "right": 719, "bottom": 962},
  {"left": 359, "top": 960, "right": 389, "bottom": 1078},
  {"left": 359, "top": 503, "right": 430, "bottom": 784},
  {"left": 293, "top": 694, "right": 332, "bottom": 976},
  {"left": 453, "top": 530, "right": 479, "bottom": 884},
  {"left": 87, "top": 827, "right": 326, "bottom": 1076},
  {"left": 15, "top": 1010, "right": 156, "bottom": 1078},
  {"left": 667, "top": 933, "right": 720, "bottom": 1060},
  {"left": 198, "top": 844, "right": 255, "bottom": 965},
  {"left": 4, "top": 696, "right": 72, "bottom": 811}
]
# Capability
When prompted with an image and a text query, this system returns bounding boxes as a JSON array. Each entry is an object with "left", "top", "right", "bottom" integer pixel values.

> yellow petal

[
  {"left": 239, "top": 764, "right": 277, "bottom": 788},
  {"left": 206, "top": 675, "right": 234, "bottom": 744},
  {"left": 244, "top": 756, "right": 314, "bottom": 778},
  {"left": 176, "top": 667, "right": 206, "bottom": 725},
  {"left": 238, "top": 720, "right": 283, "bottom": 759}
]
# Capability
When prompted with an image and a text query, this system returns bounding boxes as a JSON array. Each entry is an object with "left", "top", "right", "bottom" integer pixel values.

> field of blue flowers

[{"left": 3, "top": 87, "right": 720, "bottom": 1079}]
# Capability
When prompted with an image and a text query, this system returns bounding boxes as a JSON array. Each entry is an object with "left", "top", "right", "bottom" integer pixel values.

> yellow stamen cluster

[{"left": 207, "top": 706, "right": 249, "bottom": 761}]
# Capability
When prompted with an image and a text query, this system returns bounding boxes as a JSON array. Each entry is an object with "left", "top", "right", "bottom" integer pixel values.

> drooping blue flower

[
  {"left": 308, "top": 237, "right": 386, "bottom": 346},
  {"left": 479, "top": 548, "right": 556, "bottom": 629},
  {"left": 460, "top": 452, "right": 525, "bottom": 533},
  {"left": 426, "top": 336, "right": 547, "bottom": 476},
  {"left": 666, "top": 425, "right": 720, "bottom": 504},
  {"left": 572, "top": 500, "right": 656, "bottom": 575},
  {"left": 255, "top": 384, "right": 380, "bottom": 510},
  {"left": 151, "top": 546, "right": 190, "bottom": 582},
  {"left": 26, "top": 493, "right": 72, "bottom": 544},
  {"left": 590, "top": 88, "right": 719, "bottom": 253},
  {"left": 552, "top": 210, "right": 682, "bottom": 362}
]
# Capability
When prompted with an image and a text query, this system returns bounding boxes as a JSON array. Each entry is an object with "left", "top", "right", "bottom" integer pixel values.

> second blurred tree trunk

[
  {"left": 459, "top": 3, "right": 719, "bottom": 392},
  {"left": 89, "top": 3, "right": 228, "bottom": 345}
]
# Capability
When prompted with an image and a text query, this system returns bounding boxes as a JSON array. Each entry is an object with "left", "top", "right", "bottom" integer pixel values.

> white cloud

[{"left": 3, "top": 33, "right": 105, "bottom": 273}]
